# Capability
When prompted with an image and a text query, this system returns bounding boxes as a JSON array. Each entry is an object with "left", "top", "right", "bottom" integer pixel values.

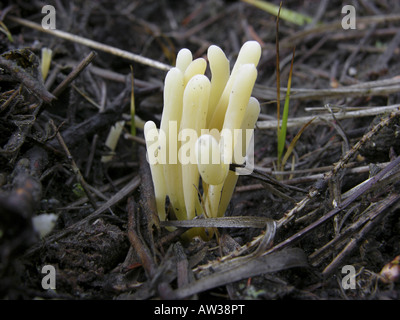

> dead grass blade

[
  {"left": 257, "top": 104, "right": 400, "bottom": 129},
  {"left": 160, "top": 216, "right": 274, "bottom": 229},
  {"left": 281, "top": 117, "right": 315, "bottom": 168},
  {"left": 254, "top": 76, "right": 400, "bottom": 102},
  {"left": 173, "top": 247, "right": 307, "bottom": 299},
  {"left": 6, "top": 15, "right": 172, "bottom": 71}
]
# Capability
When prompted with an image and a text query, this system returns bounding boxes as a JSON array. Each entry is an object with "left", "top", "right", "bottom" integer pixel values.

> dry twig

[{"left": 6, "top": 15, "right": 172, "bottom": 71}]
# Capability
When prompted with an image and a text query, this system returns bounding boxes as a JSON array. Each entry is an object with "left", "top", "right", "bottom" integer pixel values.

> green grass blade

[
  {"left": 277, "top": 47, "right": 295, "bottom": 167},
  {"left": 242, "top": 0, "right": 313, "bottom": 26},
  {"left": 276, "top": 3, "right": 281, "bottom": 141},
  {"left": 281, "top": 117, "right": 315, "bottom": 168},
  {"left": 0, "top": 21, "right": 14, "bottom": 42}
]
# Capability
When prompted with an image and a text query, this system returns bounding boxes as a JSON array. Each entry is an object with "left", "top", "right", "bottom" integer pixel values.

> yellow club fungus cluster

[{"left": 144, "top": 41, "right": 261, "bottom": 238}]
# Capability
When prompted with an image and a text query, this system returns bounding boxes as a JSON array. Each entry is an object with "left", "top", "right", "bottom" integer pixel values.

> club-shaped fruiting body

[
  {"left": 144, "top": 41, "right": 261, "bottom": 239},
  {"left": 41, "top": 47, "right": 52, "bottom": 81}
]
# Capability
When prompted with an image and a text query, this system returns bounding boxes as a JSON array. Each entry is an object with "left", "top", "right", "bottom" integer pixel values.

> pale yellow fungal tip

[
  {"left": 41, "top": 47, "right": 52, "bottom": 81},
  {"left": 101, "top": 120, "right": 125, "bottom": 163},
  {"left": 161, "top": 67, "right": 184, "bottom": 131},
  {"left": 207, "top": 45, "right": 230, "bottom": 126},
  {"left": 232, "top": 41, "right": 262, "bottom": 73},
  {"left": 183, "top": 58, "right": 207, "bottom": 86},
  {"left": 176, "top": 48, "right": 193, "bottom": 73}
]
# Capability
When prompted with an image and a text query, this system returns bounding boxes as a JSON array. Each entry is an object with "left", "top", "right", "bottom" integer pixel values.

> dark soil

[{"left": 1, "top": 0, "right": 400, "bottom": 300}]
